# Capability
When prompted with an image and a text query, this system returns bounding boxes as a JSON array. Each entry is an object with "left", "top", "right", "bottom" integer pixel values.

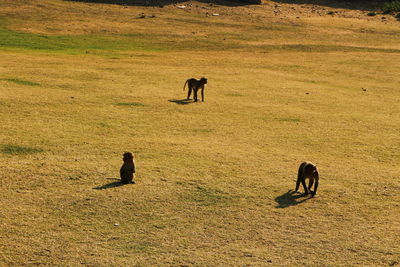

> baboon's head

[
  {"left": 200, "top": 77, "right": 208, "bottom": 84},
  {"left": 123, "top": 152, "right": 134, "bottom": 163}
]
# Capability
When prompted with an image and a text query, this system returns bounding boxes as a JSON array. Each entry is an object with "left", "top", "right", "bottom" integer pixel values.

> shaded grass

[
  {"left": 259, "top": 44, "right": 400, "bottom": 53},
  {"left": 1, "top": 144, "right": 44, "bottom": 155},
  {"left": 382, "top": 1, "right": 400, "bottom": 13},
  {"left": 1, "top": 78, "right": 40, "bottom": 86}
]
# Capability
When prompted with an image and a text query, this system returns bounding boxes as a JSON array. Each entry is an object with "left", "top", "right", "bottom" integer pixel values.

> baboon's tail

[{"left": 183, "top": 80, "right": 188, "bottom": 91}]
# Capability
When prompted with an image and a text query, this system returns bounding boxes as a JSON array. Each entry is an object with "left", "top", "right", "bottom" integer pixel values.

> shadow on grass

[
  {"left": 271, "top": 0, "right": 384, "bottom": 12},
  {"left": 93, "top": 178, "right": 130, "bottom": 190},
  {"left": 168, "top": 99, "right": 194, "bottom": 105},
  {"left": 275, "top": 190, "right": 311, "bottom": 208},
  {"left": 65, "top": 0, "right": 257, "bottom": 7}
]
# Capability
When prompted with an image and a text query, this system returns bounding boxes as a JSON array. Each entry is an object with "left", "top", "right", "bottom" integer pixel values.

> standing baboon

[
  {"left": 295, "top": 162, "right": 319, "bottom": 197},
  {"left": 120, "top": 152, "right": 136, "bottom": 184},
  {"left": 183, "top": 77, "right": 208, "bottom": 102}
]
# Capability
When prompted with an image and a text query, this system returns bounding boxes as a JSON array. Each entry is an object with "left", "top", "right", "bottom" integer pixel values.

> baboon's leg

[
  {"left": 201, "top": 87, "right": 204, "bottom": 102},
  {"left": 312, "top": 179, "right": 319, "bottom": 197},
  {"left": 187, "top": 87, "right": 192, "bottom": 100},
  {"left": 308, "top": 178, "right": 314, "bottom": 190},
  {"left": 301, "top": 178, "right": 309, "bottom": 194},
  {"left": 194, "top": 89, "right": 198, "bottom": 102}
]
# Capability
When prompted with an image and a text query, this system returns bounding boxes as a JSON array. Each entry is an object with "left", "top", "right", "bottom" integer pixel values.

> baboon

[
  {"left": 183, "top": 77, "right": 208, "bottom": 102},
  {"left": 295, "top": 162, "right": 319, "bottom": 197},
  {"left": 120, "top": 152, "right": 136, "bottom": 184}
]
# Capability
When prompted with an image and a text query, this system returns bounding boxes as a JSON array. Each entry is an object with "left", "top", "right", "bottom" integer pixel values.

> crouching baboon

[
  {"left": 120, "top": 152, "right": 136, "bottom": 184},
  {"left": 295, "top": 162, "right": 319, "bottom": 197},
  {"left": 183, "top": 77, "right": 208, "bottom": 102}
]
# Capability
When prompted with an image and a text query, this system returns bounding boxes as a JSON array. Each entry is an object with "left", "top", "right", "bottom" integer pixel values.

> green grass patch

[
  {"left": 186, "top": 186, "right": 231, "bottom": 206},
  {"left": 116, "top": 241, "right": 156, "bottom": 253},
  {"left": 0, "top": 20, "right": 162, "bottom": 53},
  {"left": 382, "top": 1, "right": 400, "bottom": 13},
  {"left": 97, "top": 122, "right": 112, "bottom": 128},
  {"left": 1, "top": 144, "right": 44, "bottom": 155},
  {"left": 1, "top": 78, "right": 40, "bottom": 86},
  {"left": 114, "top": 102, "right": 147, "bottom": 107}
]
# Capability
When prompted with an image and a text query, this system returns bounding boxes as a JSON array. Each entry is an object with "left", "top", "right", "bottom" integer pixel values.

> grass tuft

[
  {"left": 97, "top": 122, "right": 112, "bottom": 128},
  {"left": 1, "top": 78, "right": 40, "bottom": 86},
  {"left": 1, "top": 144, "right": 44, "bottom": 155},
  {"left": 114, "top": 102, "right": 147, "bottom": 107}
]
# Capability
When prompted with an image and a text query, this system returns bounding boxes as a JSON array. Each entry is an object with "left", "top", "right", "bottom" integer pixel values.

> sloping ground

[{"left": 0, "top": 0, "right": 399, "bottom": 266}]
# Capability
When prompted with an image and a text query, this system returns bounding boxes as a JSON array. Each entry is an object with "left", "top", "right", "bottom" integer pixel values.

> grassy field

[{"left": 1, "top": 0, "right": 399, "bottom": 266}]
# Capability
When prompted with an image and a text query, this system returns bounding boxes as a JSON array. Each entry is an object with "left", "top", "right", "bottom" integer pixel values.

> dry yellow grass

[{"left": 0, "top": 0, "right": 399, "bottom": 266}]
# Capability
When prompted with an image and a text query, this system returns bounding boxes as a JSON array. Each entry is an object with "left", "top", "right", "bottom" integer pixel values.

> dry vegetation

[{"left": 0, "top": 0, "right": 399, "bottom": 266}]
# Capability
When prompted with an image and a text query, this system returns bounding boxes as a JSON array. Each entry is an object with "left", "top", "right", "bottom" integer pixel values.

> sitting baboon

[
  {"left": 295, "top": 162, "right": 319, "bottom": 197},
  {"left": 120, "top": 152, "right": 136, "bottom": 184},
  {"left": 183, "top": 77, "right": 208, "bottom": 102}
]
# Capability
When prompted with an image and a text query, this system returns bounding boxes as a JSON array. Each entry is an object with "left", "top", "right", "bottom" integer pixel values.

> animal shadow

[
  {"left": 168, "top": 99, "right": 194, "bottom": 105},
  {"left": 93, "top": 178, "right": 130, "bottom": 190},
  {"left": 275, "top": 190, "right": 311, "bottom": 208}
]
